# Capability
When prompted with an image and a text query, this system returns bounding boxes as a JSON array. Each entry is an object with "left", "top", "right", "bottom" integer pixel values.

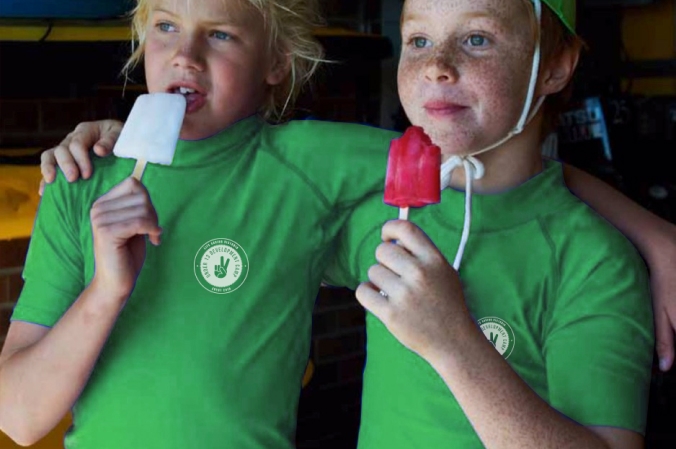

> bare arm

[
  {"left": 0, "top": 178, "right": 161, "bottom": 445},
  {"left": 562, "top": 163, "right": 676, "bottom": 371},
  {"left": 430, "top": 322, "right": 641, "bottom": 449},
  {"left": 0, "top": 284, "right": 126, "bottom": 446},
  {"left": 562, "top": 163, "right": 674, "bottom": 264},
  {"left": 359, "top": 220, "right": 646, "bottom": 449}
]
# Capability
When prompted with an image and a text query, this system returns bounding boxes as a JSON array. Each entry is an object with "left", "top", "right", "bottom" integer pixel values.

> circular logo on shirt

[
  {"left": 478, "top": 316, "right": 515, "bottom": 359},
  {"left": 194, "top": 238, "right": 249, "bottom": 294}
]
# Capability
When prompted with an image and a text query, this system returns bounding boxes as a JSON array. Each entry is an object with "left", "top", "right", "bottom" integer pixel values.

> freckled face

[{"left": 398, "top": 0, "right": 535, "bottom": 155}]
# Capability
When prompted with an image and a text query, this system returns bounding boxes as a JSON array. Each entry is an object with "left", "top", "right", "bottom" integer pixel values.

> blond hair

[{"left": 123, "top": 0, "right": 326, "bottom": 122}]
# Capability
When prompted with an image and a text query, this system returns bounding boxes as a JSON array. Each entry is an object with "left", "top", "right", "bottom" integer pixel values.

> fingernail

[{"left": 660, "top": 358, "right": 669, "bottom": 371}]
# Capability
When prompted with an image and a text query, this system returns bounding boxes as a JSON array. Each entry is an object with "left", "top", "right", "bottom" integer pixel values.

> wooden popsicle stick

[
  {"left": 399, "top": 207, "right": 409, "bottom": 221},
  {"left": 131, "top": 158, "right": 148, "bottom": 181}
]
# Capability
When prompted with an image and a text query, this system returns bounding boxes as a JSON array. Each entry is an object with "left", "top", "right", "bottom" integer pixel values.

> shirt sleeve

[
  {"left": 322, "top": 196, "right": 384, "bottom": 290},
  {"left": 543, "top": 229, "right": 654, "bottom": 434},
  {"left": 11, "top": 175, "right": 86, "bottom": 327}
]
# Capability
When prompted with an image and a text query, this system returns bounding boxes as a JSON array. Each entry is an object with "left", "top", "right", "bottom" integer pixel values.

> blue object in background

[{"left": 0, "top": 0, "right": 134, "bottom": 19}]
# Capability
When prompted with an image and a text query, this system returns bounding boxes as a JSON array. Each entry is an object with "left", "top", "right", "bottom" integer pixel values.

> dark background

[{"left": 1, "top": 0, "right": 675, "bottom": 448}]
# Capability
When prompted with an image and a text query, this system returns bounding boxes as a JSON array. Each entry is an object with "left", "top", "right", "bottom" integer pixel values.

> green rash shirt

[
  {"left": 11, "top": 115, "right": 398, "bottom": 449},
  {"left": 324, "top": 160, "right": 654, "bottom": 448}
]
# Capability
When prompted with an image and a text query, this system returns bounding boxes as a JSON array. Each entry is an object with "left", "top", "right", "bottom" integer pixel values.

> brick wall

[
  {"left": 0, "top": 96, "right": 123, "bottom": 150},
  {"left": 297, "top": 287, "right": 366, "bottom": 448}
]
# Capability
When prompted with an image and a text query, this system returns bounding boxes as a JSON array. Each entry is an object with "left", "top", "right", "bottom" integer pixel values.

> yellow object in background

[
  {"left": 0, "top": 165, "right": 42, "bottom": 241},
  {"left": 0, "top": 414, "right": 71, "bottom": 449}
]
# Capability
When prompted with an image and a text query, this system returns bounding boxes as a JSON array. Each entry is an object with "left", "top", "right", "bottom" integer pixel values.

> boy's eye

[
  {"left": 412, "top": 37, "right": 431, "bottom": 48},
  {"left": 466, "top": 34, "right": 487, "bottom": 47},
  {"left": 210, "top": 30, "right": 232, "bottom": 41},
  {"left": 157, "top": 22, "right": 176, "bottom": 33}
]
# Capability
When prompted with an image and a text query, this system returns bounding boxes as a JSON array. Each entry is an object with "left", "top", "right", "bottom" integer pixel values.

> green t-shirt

[
  {"left": 12, "top": 115, "right": 398, "bottom": 449},
  {"left": 325, "top": 161, "right": 654, "bottom": 448}
]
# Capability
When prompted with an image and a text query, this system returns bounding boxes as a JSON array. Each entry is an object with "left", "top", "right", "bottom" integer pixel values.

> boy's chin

[{"left": 178, "top": 123, "right": 212, "bottom": 141}]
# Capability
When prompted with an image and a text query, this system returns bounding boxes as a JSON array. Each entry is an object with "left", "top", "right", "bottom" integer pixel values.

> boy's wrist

[
  {"left": 425, "top": 316, "right": 485, "bottom": 373},
  {"left": 642, "top": 221, "right": 676, "bottom": 267},
  {"left": 85, "top": 277, "right": 131, "bottom": 309}
]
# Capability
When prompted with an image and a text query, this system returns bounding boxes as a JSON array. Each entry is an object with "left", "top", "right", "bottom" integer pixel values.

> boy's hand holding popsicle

[
  {"left": 89, "top": 177, "right": 162, "bottom": 300},
  {"left": 357, "top": 125, "right": 469, "bottom": 360},
  {"left": 89, "top": 93, "right": 185, "bottom": 300},
  {"left": 356, "top": 219, "right": 471, "bottom": 362}
]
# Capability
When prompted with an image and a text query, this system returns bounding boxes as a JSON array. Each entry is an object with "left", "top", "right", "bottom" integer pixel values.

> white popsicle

[{"left": 113, "top": 93, "right": 187, "bottom": 181}]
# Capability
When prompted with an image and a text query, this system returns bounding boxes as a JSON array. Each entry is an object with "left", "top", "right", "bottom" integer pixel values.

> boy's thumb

[{"left": 655, "top": 308, "right": 674, "bottom": 371}]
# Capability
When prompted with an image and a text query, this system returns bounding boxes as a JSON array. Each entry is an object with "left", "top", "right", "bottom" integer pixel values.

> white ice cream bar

[{"left": 113, "top": 93, "right": 186, "bottom": 180}]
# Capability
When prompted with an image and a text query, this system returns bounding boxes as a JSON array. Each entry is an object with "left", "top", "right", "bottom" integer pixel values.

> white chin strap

[{"left": 440, "top": 0, "right": 544, "bottom": 271}]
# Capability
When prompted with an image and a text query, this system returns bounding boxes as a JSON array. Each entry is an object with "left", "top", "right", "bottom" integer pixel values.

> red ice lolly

[{"left": 384, "top": 126, "right": 441, "bottom": 220}]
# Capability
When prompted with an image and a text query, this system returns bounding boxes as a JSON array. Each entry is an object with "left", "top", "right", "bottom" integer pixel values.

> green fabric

[
  {"left": 12, "top": 115, "right": 398, "bottom": 449},
  {"left": 542, "top": 0, "right": 576, "bottom": 33},
  {"left": 325, "top": 161, "right": 653, "bottom": 448}
]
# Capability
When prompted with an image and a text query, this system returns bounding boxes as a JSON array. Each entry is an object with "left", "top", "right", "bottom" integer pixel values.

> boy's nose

[
  {"left": 424, "top": 51, "right": 459, "bottom": 84},
  {"left": 172, "top": 36, "right": 206, "bottom": 72}
]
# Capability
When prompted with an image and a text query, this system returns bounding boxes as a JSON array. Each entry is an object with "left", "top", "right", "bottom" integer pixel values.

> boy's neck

[{"left": 441, "top": 125, "right": 545, "bottom": 195}]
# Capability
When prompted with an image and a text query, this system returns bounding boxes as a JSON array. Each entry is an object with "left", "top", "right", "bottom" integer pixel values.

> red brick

[
  {"left": 8, "top": 273, "right": 24, "bottom": 303},
  {"left": 0, "top": 238, "right": 30, "bottom": 269}
]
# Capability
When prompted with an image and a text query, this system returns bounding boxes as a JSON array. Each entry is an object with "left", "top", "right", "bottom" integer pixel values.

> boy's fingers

[
  {"left": 105, "top": 219, "right": 162, "bottom": 242},
  {"left": 65, "top": 135, "right": 94, "bottom": 179},
  {"left": 367, "top": 263, "right": 401, "bottom": 293},
  {"left": 93, "top": 140, "right": 114, "bottom": 158},
  {"left": 381, "top": 220, "right": 438, "bottom": 262},
  {"left": 40, "top": 148, "right": 57, "bottom": 183},
  {"left": 52, "top": 145, "right": 80, "bottom": 182},
  {"left": 91, "top": 192, "right": 150, "bottom": 219},
  {"left": 148, "top": 231, "right": 162, "bottom": 246},
  {"left": 655, "top": 306, "right": 675, "bottom": 371},
  {"left": 38, "top": 178, "right": 46, "bottom": 197},
  {"left": 93, "top": 121, "right": 122, "bottom": 157},
  {"left": 374, "top": 241, "right": 415, "bottom": 277},
  {"left": 95, "top": 177, "right": 147, "bottom": 203},
  {"left": 355, "top": 282, "right": 390, "bottom": 319}
]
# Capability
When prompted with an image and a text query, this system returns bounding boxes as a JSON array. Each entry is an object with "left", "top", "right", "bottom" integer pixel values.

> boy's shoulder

[
  {"left": 542, "top": 186, "right": 645, "bottom": 272},
  {"left": 45, "top": 155, "right": 132, "bottom": 202},
  {"left": 254, "top": 119, "right": 400, "bottom": 205},
  {"left": 262, "top": 119, "right": 400, "bottom": 159}
]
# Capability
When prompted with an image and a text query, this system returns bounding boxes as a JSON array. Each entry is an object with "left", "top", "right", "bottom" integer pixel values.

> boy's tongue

[{"left": 184, "top": 92, "right": 206, "bottom": 114}]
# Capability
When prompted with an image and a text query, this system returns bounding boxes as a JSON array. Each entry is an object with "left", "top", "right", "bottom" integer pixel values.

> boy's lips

[
  {"left": 423, "top": 100, "right": 468, "bottom": 118},
  {"left": 166, "top": 81, "right": 207, "bottom": 114}
]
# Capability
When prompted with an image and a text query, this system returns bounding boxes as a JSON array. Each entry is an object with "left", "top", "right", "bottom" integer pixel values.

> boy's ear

[
  {"left": 266, "top": 51, "right": 291, "bottom": 86},
  {"left": 538, "top": 43, "right": 581, "bottom": 96}
]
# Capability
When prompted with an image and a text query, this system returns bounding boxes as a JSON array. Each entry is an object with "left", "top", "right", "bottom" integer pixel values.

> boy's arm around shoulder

[
  {"left": 0, "top": 172, "right": 132, "bottom": 445},
  {"left": 266, "top": 120, "right": 399, "bottom": 208},
  {"left": 543, "top": 210, "right": 654, "bottom": 444},
  {"left": 323, "top": 193, "right": 390, "bottom": 289},
  {"left": 562, "top": 162, "right": 676, "bottom": 371}
]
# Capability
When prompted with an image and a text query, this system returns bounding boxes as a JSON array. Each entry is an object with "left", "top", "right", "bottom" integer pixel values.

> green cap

[{"left": 541, "top": 0, "right": 576, "bottom": 34}]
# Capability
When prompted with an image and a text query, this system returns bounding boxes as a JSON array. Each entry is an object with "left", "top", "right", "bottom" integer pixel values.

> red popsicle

[{"left": 384, "top": 126, "right": 441, "bottom": 220}]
